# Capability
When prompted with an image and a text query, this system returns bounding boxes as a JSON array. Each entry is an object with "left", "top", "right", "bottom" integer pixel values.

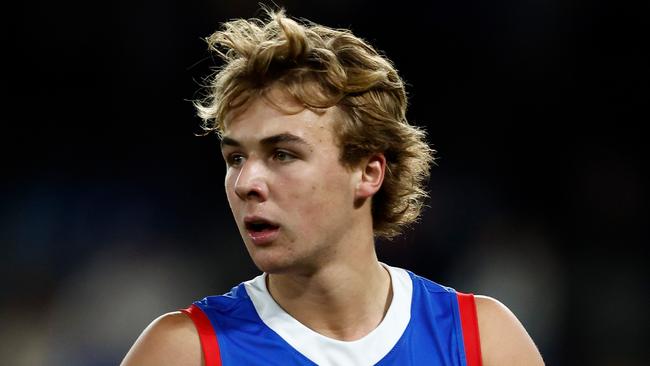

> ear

[{"left": 355, "top": 153, "right": 386, "bottom": 200}]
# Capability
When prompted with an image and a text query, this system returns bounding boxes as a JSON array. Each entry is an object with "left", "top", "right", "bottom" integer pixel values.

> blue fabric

[{"left": 193, "top": 271, "right": 467, "bottom": 365}]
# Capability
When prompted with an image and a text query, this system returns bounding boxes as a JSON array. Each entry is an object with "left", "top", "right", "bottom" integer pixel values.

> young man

[{"left": 122, "top": 8, "right": 544, "bottom": 366}]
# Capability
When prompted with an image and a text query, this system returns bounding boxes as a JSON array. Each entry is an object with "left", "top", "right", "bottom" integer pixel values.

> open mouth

[
  {"left": 243, "top": 217, "right": 281, "bottom": 245},
  {"left": 245, "top": 220, "right": 279, "bottom": 233}
]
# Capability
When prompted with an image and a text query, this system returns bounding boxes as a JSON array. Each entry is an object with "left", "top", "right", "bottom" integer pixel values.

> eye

[
  {"left": 226, "top": 153, "right": 245, "bottom": 167},
  {"left": 273, "top": 150, "right": 296, "bottom": 162}
]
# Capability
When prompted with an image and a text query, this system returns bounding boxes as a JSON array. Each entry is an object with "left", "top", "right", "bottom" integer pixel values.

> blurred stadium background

[{"left": 3, "top": 0, "right": 647, "bottom": 365}]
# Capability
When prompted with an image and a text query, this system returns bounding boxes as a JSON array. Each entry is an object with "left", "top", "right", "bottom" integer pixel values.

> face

[{"left": 220, "top": 89, "right": 362, "bottom": 274}]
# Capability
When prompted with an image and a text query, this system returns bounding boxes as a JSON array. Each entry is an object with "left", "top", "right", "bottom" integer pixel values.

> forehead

[{"left": 222, "top": 90, "right": 340, "bottom": 146}]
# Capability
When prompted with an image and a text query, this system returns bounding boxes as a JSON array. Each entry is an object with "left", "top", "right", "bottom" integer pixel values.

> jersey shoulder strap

[
  {"left": 456, "top": 292, "right": 483, "bottom": 366},
  {"left": 180, "top": 304, "right": 223, "bottom": 366}
]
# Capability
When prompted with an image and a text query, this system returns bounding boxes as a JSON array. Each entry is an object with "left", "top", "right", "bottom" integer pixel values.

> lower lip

[{"left": 247, "top": 227, "right": 280, "bottom": 246}]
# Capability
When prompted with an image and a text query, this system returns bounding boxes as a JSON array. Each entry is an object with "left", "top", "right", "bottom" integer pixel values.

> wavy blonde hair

[{"left": 195, "top": 8, "right": 435, "bottom": 239}]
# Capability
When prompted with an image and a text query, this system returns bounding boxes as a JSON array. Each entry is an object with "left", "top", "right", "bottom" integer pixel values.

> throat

[{"left": 265, "top": 263, "right": 393, "bottom": 341}]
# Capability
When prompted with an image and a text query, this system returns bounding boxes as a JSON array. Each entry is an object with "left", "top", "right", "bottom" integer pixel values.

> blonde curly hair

[{"left": 195, "top": 8, "right": 435, "bottom": 239}]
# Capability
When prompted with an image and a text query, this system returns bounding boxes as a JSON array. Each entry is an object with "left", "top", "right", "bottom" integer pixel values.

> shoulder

[
  {"left": 121, "top": 311, "right": 203, "bottom": 366},
  {"left": 474, "top": 295, "right": 545, "bottom": 366},
  {"left": 404, "top": 269, "right": 456, "bottom": 294}
]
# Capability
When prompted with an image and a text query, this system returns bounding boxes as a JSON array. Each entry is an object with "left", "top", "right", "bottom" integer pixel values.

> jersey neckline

[{"left": 243, "top": 264, "right": 413, "bottom": 366}]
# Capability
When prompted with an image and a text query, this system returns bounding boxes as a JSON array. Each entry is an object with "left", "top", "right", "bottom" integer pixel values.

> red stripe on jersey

[
  {"left": 457, "top": 292, "right": 483, "bottom": 366},
  {"left": 181, "top": 304, "right": 222, "bottom": 366}
]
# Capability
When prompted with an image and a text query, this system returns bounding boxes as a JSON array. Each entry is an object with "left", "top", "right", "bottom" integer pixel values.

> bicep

[
  {"left": 475, "top": 295, "right": 545, "bottom": 366},
  {"left": 121, "top": 311, "right": 203, "bottom": 366}
]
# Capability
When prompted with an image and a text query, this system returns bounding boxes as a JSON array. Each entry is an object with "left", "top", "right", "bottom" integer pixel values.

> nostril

[
  {"left": 247, "top": 190, "right": 261, "bottom": 198},
  {"left": 239, "top": 185, "right": 266, "bottom": 201}
]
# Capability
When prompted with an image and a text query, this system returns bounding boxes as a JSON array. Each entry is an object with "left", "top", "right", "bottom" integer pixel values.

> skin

[{"left": 121, "top": 86, "right": 545, "bottom": 366}]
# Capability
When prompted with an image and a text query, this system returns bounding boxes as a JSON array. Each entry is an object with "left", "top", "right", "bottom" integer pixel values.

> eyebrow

[{"left": 220, "top": 133, "right": 312, "bottom": 149}]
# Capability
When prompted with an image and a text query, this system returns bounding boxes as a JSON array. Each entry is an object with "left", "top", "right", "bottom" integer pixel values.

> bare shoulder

[
  {"left": 474, "top": 295, "right": 545, "bottom": 366},
  {"left": 121, "top": 311, "right": 203, "bottom": 366}
]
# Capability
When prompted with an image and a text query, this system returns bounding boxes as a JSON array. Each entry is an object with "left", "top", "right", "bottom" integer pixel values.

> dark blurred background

[{"left": 2, "top": 0, "right": 647, "bottom": 365}]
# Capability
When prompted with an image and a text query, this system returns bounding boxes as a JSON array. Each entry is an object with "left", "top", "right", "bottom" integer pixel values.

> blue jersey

[{"left": 182, "top": 265, "right": 482, "bottom": 366}]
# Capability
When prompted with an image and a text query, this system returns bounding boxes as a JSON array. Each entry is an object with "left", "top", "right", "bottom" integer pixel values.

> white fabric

[{"left": 244, "top": 264, "right": 413, "bottom": 366}]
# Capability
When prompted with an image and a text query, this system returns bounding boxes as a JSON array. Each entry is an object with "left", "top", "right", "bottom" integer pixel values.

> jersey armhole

[
  {"left": 180, "top": 304, "right": 223, "bottom": 366},
  {"left": 457, "top": 292, "right": 483, "bottom": 366}
]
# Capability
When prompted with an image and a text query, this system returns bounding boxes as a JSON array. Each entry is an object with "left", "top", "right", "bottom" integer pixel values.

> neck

[{"left": 267, "top": 252, "right": 392, "bottom": 341}]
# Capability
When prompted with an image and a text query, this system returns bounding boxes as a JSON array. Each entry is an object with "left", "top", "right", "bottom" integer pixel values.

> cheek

[
  {"left": 224, "top": 171, "right": 238, "bottom": 204},
  {"left": 286, "top": 171, "right": 350, "bottom": 220}
]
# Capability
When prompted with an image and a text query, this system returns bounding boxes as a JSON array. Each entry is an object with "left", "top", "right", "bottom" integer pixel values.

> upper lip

[{"left": 243, "top": 215, "right": 280, "bottom": 229}]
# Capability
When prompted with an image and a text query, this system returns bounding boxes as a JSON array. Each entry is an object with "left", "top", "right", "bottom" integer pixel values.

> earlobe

[{"left": 355, "top": 153, "right": 386, "bottom": 199}]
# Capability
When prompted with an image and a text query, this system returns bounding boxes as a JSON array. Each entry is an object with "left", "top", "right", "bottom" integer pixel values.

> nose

[{"left": 233, "top": 158, "right": 269, "bottom": 202}]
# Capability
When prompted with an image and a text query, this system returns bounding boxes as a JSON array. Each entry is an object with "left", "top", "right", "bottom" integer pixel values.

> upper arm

[
  {"left": 121, "top": 311, "right": 203, "bottom": 366},
  {"left": 475, "top": 295, "right": 545, "bottom": 366}
]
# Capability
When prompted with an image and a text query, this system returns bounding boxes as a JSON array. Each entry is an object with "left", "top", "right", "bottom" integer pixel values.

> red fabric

[
  {"left": 180, "top": 304, "right": 222, "bottom": 366},
  {"left": 457, "top": 292, "right": 483, "bottom": 366}
]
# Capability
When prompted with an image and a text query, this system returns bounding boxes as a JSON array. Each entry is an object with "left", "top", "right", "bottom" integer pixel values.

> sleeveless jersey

[{"left": 181, "top": 265, "right": 482, "bottom": 366}]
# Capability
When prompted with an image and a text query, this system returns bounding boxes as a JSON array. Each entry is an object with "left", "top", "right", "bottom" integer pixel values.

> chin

[
  {"left": 248, "top": 248, "right": 296, "bottom": 274},
  {"left": 252, "top": 259, "right": 295, "bottom": 275}
]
